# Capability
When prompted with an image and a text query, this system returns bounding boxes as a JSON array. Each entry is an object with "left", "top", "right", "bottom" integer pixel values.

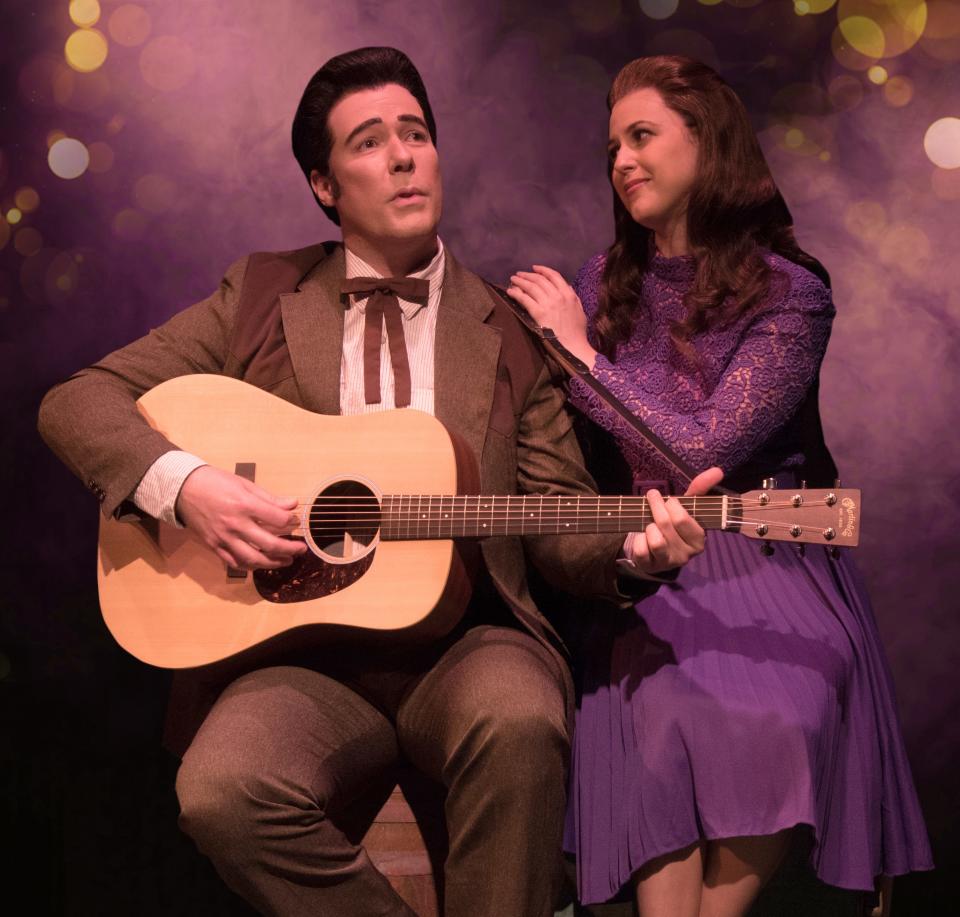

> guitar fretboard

[{"left": 368, "top": 494, "right": 740, "bottom": 539}]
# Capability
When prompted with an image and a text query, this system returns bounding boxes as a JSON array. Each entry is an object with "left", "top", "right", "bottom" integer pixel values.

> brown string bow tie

[{"left": 340, "top": 276, "right": 430, "bottom": 408}]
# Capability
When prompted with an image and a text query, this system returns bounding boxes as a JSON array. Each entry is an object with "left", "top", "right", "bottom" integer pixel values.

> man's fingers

[
  {"left": 685, "top": 466, "right": 724, "bottom": 496},
  {"left": 238, "top": 524, "right": 306, "bottom": 559},
  {"left": 665, "top": 496, "right": 705, "bottom": 552},
  {"left": 646, "top": 489, "right": 677, "bottom": 540}
]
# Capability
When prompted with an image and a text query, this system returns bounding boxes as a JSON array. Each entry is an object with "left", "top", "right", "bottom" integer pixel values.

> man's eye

[
  {"left": 406, "top": 130, "right": 427, "bottom": 142},
  {"left": 357, "top": 137, "right": 378, "bottom": 150}
]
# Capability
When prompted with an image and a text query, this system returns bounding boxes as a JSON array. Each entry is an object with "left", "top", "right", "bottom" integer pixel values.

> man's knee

[{"left": 176, "top": 747, "right": 328, "bottom": 853}]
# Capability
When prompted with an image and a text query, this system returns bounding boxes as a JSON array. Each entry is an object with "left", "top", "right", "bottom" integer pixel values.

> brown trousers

[{"left": 175, "top": 625, "right": 570, "bottom": 917}]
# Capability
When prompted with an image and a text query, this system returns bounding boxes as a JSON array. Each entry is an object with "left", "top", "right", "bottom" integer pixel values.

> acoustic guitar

[{"left": 98, "top": 375, "right": 861, "bottom": 669}]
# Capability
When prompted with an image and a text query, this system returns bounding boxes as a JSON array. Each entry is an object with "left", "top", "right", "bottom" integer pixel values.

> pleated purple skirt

[{"left": 565, "top": 533, "right": 933, "bottom": 905}]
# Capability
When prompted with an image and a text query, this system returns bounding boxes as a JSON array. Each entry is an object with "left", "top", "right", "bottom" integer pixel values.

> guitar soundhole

[
  {"left": 252, "top": 479, "right": 381, "bottom": 605},
  {"left": 308, "top": 479, "right": 381, "bottom": 562}
]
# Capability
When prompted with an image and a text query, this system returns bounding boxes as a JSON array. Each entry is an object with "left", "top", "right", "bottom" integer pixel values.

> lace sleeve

[{"left": 568, "top": 268, "right": 835, "bottom": 477}]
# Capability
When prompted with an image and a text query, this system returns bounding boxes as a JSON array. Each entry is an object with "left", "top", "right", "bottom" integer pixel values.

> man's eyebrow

[
  {"left": 398, "top": 113, "right": 429, "bottom": 130},
  {"left": 343, "top": 114, "right": 429, "bottom": 147},
  {"left": 344, "top": 117, "right": 383, "bottom": 146}
]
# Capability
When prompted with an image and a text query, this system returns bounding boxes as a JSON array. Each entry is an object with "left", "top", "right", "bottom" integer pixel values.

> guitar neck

[{"left": 378, "top": 494, "right": 734, "bottom": 539}]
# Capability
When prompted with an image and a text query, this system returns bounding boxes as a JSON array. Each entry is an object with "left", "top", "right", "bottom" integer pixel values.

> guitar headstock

[{"left": 734, "top": 488, "right": 861, "bottom": 547}]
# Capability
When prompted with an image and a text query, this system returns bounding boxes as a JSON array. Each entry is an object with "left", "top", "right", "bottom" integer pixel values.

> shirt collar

[{"left": 344, "top": 238, "right": 445, "bottom": 319}]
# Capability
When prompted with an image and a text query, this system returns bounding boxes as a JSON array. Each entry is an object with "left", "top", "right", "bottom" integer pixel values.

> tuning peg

[
  {"left": 834, "top": 478, "right": 842, "bottom": 488},
  {"left": 761, "top": 541, "right": 775, "bottom": 556},
  {"left": 762, "top": 477, "right": 778, "bottom": 490},
  {"left": 800, "top": 479, "right": 807, "bottom": 489}
]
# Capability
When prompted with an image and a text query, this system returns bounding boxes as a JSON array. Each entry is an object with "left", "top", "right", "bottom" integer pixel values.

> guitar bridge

[{"left": 226, "top": 462, "right": 256, "bottom": 581}]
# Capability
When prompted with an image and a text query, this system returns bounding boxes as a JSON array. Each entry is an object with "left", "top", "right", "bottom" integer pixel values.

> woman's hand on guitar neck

[
  {"left": 625, "top": 466, "right": 724, "bottom": 575},
  {"left": 175, "top": 465, "right": 308, "bottom": 571}
]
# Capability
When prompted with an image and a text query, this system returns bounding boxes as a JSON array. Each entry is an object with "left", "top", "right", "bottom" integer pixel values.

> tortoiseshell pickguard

[{"left": 253, "top": 544, "right": 375, "bottom": 603}]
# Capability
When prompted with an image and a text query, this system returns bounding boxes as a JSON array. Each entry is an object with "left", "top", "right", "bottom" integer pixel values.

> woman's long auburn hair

[{"left": 596, "top": 55, "right": 829, "bottom": 359}]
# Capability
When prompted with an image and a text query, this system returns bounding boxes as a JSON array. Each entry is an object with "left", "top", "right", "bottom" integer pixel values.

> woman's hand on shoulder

[{"left": 508, "top": 265, "right": 598, "bottom": 368}]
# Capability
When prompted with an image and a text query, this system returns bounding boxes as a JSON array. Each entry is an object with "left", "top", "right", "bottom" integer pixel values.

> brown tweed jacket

[{"left": 38, "top": 242, "right": 633, "bottom": 750}]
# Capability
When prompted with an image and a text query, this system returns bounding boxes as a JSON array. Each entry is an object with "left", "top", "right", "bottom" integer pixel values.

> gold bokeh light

[
  {"left": 14, "top": 228, "right": 43, "bottom": 258},
  {"left": 883, "top": 75, "right": 914, "bottom": 105},
  {"left": 69, "top": 0, "right": 101, "bottom": 28},
  {"left": 795, "top": 0, "right": 838, "bottom": 13},
  {"left": 14, "top": 187, "right": 40, "bottom": 213},
  {"left": 837, "top": 0, "right": 928, "bottom": 58},
  {"left": 65, "top": 28, "right": 109, "bottom": 73},
  {"left": 868, "top": 65, "right": 889, "bottom": 82},
  {"left": 6, "top": 208, "right": 22, "bottom": 225}
]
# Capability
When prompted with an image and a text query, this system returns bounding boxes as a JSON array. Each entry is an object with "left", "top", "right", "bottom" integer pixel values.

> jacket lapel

[
  {"left": 279, "top": 246, "right": 346, "bottom": 415},
  {"left": 434, "top": 250, "right": 501, "bottom": 466}
]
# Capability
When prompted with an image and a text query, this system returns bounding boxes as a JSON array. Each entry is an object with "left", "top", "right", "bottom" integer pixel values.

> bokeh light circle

[
  {"left": 868, "top": 64, "right": 889, "bottom": 82},
  {"left": 6, "top": 208, "right": 23, "bottom": 225},
  {"left": 640, "top": 0, "right": 679, "bottom": 20},
  {"left": 883, "top": 75, "right": 914, "bottom": 105},
  {"left": 139, "top": 36, "right": 197, "bottom": 91},
  {"left": 924, "top": 117, "right": 960, "bottom": 168},
  {"left": 839, "top": 16, "right": 887, "bottom": 57},
  {"left": 69, "top": 0, "right": 101, "bottom": 28},
  {"left": 48, "top": 137, "right": 90, "bottom": 179},
  {"left": 109, "top": 4, "right": 151, "bottom": 47},
  {"left": 828, "top": 73, "right": 865, "bottom": 110},
  {"left": 64, "top": 28, "right": 109, "bottom": 73},
  {"left": 14, "top": 188, "right": 40, "bottom": 213},
  {"left": 832, "top": 23, "right": 881, "bottom": 68},
  {"left": 796, "top": 0, "right": 838, "bottom": 11},
  {"left": 14, "top": 228, "right": 44, "bottom": 258},
  {"left": 837, "top": 0, "right": 928, "bottom": 59}
]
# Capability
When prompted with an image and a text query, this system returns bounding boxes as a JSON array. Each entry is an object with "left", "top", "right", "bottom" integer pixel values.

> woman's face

[{"left": 608, "top": 87, "right": 699, "bottom": 240}]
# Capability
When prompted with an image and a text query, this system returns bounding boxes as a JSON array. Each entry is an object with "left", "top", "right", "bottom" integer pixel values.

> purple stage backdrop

[{"left": 2, "top": 0, "right": 958, "bottom": 912}]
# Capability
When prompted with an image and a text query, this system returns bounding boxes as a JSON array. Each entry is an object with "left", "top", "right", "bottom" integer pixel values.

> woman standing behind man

[{"left": 509, "top": 56, "right": 932, "bottom": 917}]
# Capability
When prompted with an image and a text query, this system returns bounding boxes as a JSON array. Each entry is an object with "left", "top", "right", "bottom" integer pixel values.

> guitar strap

[{"left": 490, "top": 284, "right": 735, "bottom": 497}]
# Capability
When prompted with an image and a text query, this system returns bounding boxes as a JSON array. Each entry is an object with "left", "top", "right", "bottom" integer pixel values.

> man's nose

[{"left": 389, "top": 137, "right": 415, "bottom": 172}]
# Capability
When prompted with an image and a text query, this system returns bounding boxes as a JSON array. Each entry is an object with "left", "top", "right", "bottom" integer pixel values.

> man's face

[{"left": 311, "top": 84, "right": 442, "bottom": 247}]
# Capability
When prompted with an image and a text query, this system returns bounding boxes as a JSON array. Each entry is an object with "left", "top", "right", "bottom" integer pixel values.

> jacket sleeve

[
  {"left": 516, "top": 361, "right": 653, "bottom": 606},
  {"left": 37, "top": 256, "right": 249, "bottom": 517}
]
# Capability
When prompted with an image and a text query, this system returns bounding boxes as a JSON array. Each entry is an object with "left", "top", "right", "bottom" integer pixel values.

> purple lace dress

[{"left": 564, "top": 252, "right": 932, "bottom": 904}]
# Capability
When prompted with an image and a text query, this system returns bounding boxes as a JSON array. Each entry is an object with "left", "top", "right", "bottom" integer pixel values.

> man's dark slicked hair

[{"left": 291, "top": 47, "right": 438, "bottom": 226}]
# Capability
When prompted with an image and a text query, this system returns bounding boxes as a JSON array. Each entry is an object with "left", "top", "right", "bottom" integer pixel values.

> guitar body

[{"left": 98, "top": 375, "right": 471, "bottom": 669}]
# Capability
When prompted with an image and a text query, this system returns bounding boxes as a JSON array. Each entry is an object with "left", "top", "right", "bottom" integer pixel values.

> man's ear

[{"left": 310, "top": 169, "right": 337, "bottom": 207}]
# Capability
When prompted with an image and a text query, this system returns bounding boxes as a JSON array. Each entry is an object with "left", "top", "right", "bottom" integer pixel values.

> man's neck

[{"left": 342, "top": 233, "right": 439, "bottom": 277}]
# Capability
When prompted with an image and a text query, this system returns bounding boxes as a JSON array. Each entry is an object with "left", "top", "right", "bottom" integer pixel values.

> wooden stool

[{"left": 361, "top": 775, "right": 447, "bottom": 917}]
